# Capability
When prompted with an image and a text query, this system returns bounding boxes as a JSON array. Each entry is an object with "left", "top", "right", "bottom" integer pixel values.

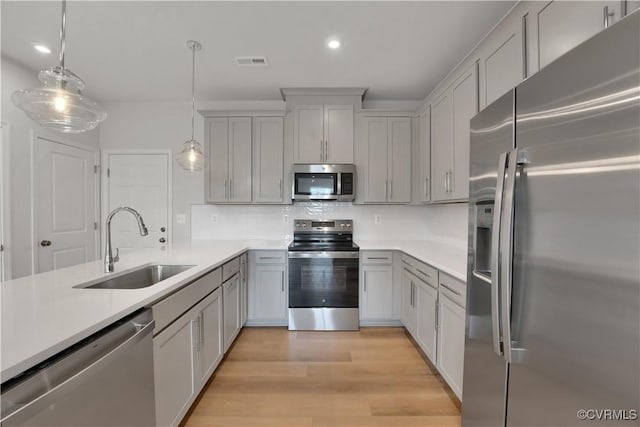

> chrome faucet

[{"left": 105, "top": 207, "right": 149, "bottom": 273}]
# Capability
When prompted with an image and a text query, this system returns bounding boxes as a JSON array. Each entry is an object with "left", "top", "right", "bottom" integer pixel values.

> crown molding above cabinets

[
  {"left": 199, "top": 109, "right": 286, "bottom": 118},
  {"left": 280, "top": 87, "right": 368, "bottom": 101}
]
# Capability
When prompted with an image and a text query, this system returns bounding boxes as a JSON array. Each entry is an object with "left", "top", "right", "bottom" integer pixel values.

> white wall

[
  {"left": 98, "top": 101, "right": 205, "bottom": 245},
  {"left": 192, "top": 202, "right": 468, "bottom": 247},
  {"left": 1, "top": 56, "right": 100, "bottom": 279}
]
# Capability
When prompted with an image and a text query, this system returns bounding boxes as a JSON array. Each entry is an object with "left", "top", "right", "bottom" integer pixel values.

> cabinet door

[
  {"left": 252, "top": 117, "right": 284, "bottom": 203},
  {"left": 228, "top": 117, "right": 252, "bottom": 203},
  {"left": 437, "top": 294, "right": 466, "bottom": 398},
  {"left": 400, "top": 269, "right": 416, "bottom": 335},
  {"left": 205, "top": 118, "right": 230, "bottom": 202},
  {"left": 482, "top": 16, "right": 525, "bottom": 106},
  {"left": 240, "top": 254, "right": 248, "bottom": 325},
  {"left": 223, "top": 275, "right": 241, "bottom": 352},
  {"left": 388, "top": 117, "right": 411, "bottom": 203},
  {"left": 451, "top": 63, "right": 477, "bottom": 200},
  {"left": 324, "top": 105, "right": 354, "bottom": 163},
  {"left": 254, "top": 264, "right": 287, "bottom": 320},
  {"left": 196, "top": 288, "right": 223, "bottom": 388},
  {"left": 417, "top": 108, "right": 431, "bottom": 203},
  {"left": 153, "top": 313, "right": 196, "bottom": 427},
  {"left": 416, "top": 281, "right": 438, "bottom": 363},
  {"left": 537, "top": 1, "right": 621, "bottom": 70},
  {"left": 294, "top": 105, "right": 324, "bottom": 163},
  {"left": 361, "top": 117, "right": 389, "bottom": 203},
  {"left": 430, "top": 93, "right": 453, "bottom": 202},
  {"left": 361, "top": 265, "right": 393, "bottom": 320}
]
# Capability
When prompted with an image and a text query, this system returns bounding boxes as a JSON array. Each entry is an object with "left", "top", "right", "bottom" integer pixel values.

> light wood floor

[{"left": 181, "top": 327, "right": 461, "bottom": 427}]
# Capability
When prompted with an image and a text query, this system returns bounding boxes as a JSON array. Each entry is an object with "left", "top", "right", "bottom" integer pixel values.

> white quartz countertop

[
  {"left": 356, "top": 240, "right": 468, "bottom": 282},
  {"left": 1, "top": 238, "right": 466, "bottom": 382},
  {"left": 0, "top": 239, "right": 289, "bottom": 381}
]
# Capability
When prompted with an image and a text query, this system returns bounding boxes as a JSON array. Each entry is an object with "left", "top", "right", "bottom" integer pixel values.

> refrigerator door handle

[
  {"left": 490, "top": 152, "right": 508, "bottom": 357},
  {"left": 500, "top": 148, "right": 519, "bottom": 363}
]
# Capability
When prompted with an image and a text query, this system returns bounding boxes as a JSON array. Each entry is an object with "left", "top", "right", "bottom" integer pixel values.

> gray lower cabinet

[
  {"left": 248, "top": 250, "right": 287, "bottom": 325},
  {"left": 223, "top": 274, "right": 241, "bottom": 353},
  {"left": 400, "top": 268, "right": 417, "bottom": 335},
  {"left": 416, "top": 280, "right": 438, "bottom": 363},
  {"left": 240, "top": 253, "right": 248, "bottom": 325},
  {"left": 153, "top": 286, "right": 223, "bottom": 427}
]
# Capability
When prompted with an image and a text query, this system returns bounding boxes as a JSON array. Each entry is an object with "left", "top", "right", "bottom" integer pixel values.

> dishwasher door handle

[{"left": 1, "top": 315, "right": 155, "bottom": 426}]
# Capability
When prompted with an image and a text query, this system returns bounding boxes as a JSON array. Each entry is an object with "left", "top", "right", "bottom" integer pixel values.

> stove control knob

[
  {"left": 341, "top": 223, "right": 345, "bottom": 228},
  {"left": 302, "top": 223, "right": 307, "bottom": 228},
  {"left": 346, "top": 223, "right": 351, "bottom": 228}
]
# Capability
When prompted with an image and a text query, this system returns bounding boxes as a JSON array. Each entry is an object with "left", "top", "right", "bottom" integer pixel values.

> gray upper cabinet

[
  {"left": 415, "top": 107, "right": 431, "bottom": 203},
  {"left": 205, "top": 117, "right": 252, "bottom": 203},
  {"left": 430, "top": 63, "right": 478, "bottom": 202},
  {"left": 534, "top": 1, "right": 622, "bottom": 71},
  {"left": 294, "top": 104, "right": 354, "bottom": 164},
  {"left": 479, "top": 10, "right": 526, "bottom": 108},
  {"left": 252, "top": 117, "right": 284, "bottom": 203},
  {"left": 358, "top": 116, "right": 411, "bottom": 204}
]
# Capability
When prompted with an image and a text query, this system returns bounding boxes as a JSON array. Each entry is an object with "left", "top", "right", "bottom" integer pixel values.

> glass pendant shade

[
  {"left": 12, "top": 66, "right": 107, "bottom": 133},
  {"left": 176, "top": 139, "right": 206, "bottom": 172}
]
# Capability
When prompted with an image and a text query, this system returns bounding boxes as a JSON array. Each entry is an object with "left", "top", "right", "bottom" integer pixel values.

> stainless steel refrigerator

[{"left": 462, "top": 10, "right": 639, "bottom": 427}]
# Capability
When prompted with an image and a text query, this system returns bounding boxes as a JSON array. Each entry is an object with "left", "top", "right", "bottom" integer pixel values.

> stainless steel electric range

[{"left": 287, "top": 219, "right": 359, "bottom": 331}]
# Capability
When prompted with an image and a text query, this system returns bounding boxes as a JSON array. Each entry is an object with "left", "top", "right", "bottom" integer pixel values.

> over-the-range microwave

[{"left": 291, "top": 164, "right": 356, "bottom": 201}]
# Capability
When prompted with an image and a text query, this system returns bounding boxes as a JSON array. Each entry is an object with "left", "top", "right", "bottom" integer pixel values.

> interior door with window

[
  {"left": 35, "top": 136, "right": 98, "bottom": 273},
  {"left": 105, "top": 152, "right": 170, "bottom": 256}
]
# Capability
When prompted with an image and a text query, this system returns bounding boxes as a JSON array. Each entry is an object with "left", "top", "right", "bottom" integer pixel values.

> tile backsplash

[{"left": 191, "top": 202, "right": 468, "bottom": 247}]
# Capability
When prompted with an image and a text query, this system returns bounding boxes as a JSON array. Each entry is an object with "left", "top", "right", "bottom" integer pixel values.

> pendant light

[
  {"left": 11, "top": 0, "right": 107, "bottom": 133},
  {"left": 175, "top": 40, "right": 206, "bottom": 172}
]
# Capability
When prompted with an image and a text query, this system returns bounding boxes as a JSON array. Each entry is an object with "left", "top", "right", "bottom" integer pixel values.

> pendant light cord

[
  {"left": 190, "top": 42, "right": 196, "bottom": 141},
  {"left": 59, "top": 0, "right": 66, "bottom": 69}
]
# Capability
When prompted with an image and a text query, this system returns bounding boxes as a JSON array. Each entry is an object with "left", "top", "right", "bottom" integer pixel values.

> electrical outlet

[
  {"left": 374, "top": 215, "right": 382, "bottom": 224},
  {"left": 176, "top": 214, "right": 186, "bottom": 224},
  {"left": 210, "top": 215, "right": 217, "bottom": 224},
  {"left": 283, "top": 214, "right": 289, "bottom": 223}
]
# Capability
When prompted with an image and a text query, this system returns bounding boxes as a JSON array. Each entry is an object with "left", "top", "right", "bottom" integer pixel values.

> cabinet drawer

[
  {"left": 439, "top": 272, "right": 466, "bottom": 308},
  {"left": 222, "top": 257, "right": 240, "bottom": 281},
  {"left": 401, "top": 254, "right": 438, "bottom": 287},
  {"left": 153, "top": 268, "right": 223, "bottom": 334},
  {"left": 361, "top": 251, "right": 393, "bottom": 265},
  {"left": 254, "top": 251, "right": 286, "bottom": 264}
]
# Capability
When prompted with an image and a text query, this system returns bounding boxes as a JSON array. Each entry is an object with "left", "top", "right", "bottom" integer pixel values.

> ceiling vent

[{"left": 235, "top": 56, "right": 269, "bottom": 67}]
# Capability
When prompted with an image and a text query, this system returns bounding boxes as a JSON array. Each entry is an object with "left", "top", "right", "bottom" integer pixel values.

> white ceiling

[{"left": 1, "top": 1, "right": 514, "bottom": 103}]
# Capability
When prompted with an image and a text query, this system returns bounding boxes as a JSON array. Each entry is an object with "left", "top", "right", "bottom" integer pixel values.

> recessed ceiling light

[
  {"left": 327, "top": 39, "right": 341, "bottom": 49},
  {"left": 33, "top": 44, "right": 51, "bottom": 54}
]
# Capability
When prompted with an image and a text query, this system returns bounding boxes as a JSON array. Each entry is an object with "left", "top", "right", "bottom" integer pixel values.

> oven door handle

[{"left": 288, "top": 251, "right": 360, "bottom": 259}]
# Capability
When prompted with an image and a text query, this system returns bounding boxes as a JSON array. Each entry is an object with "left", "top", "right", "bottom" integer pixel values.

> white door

[
  {"left": 0, "top": 123, "right": 10, "bottom": 281},
  {"left": 35, "top": 137, "right": 98, "bottom": 273},
  {"left": 105, "top": 152, "right": 170, "bottom": 255}
]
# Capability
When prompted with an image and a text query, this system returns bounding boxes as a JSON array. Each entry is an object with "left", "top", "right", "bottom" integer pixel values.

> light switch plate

[
  {"left": 374, "top": 215, "right": 382, "bottom": 224},
  {"left": 210, "top": 215, "right": 217, "bottom": 224}
]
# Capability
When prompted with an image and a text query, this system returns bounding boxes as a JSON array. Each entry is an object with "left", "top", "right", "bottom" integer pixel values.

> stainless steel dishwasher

[{"left": 0, "top": 309, "right": 156, "bottom": 427}]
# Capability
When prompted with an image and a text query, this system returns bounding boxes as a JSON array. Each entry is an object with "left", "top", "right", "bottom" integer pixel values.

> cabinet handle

[
  {"left": 522, "top": 15, "right": 528, "bottom": 79},
  {"left": 603, "top": 6, "right": 614, "bottom": 28},
  {"left": 368, "top": 256, "right": 390, "bottom": 260},
  {"left": 259, "top": 256, "right": 280, "bottom": 260},
  {"left": 200, "top": 312, "right": 205, "bottom": 345},
  {"left": 444, "top": 172, "right": 448, "bottom": 194},
  {"left": 281, "top": 271, "right": 285, "bottom": 292},
  {"left": 279, "top": 178, "right": 283, "bottom": 200},
  {"left": 320, "top": 140, "right": 324, "bottom": 161},
  {"left": 385, "top": 180, "right": 389, "bottom": 199},
  {"left": 440, "top": 282, "right": 461, "bottom": 296},
  {"left": 416, "top": 268, "right": 431, "bottom": 278},
  {"left": 364, "top": 272, "right": 367, "bottom": 292},
  {"left": 401, "top": 259, "right": 412, "bottom": 266},
  {"left": 449, "top": 170, "right": 454, "bottom": 194},
  {"left": 325, "top": 140, "right": 328, "bottom": 162},
  {"left": 192, "top": 318, "right": 200, "bottom": 351},
  {"left": 389, "top": 180, "right": 393, "bottom": 199},
  {"left": 424, "top": 177, "right": 429, "bottom": 198},
  {"left": 224, "top": 179, "right": 229, "bottom": 199},
  {"left": 230, "top": 179, "right": 233, "bottom": 199},
  {"left": 435, "top": 299, "right": 439, "bottom": 330}
]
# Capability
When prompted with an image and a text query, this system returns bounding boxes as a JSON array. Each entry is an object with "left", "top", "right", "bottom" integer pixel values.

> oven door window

[
  {"left": 289, "top": 258, "right": 358, "bottom": 308},
  {"left": 294, "top": 173, "right": 337, "bottom": 196}
]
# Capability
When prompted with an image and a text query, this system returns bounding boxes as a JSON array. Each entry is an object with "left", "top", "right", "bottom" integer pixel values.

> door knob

[
  {"left": 160, "top": 227, "right": 166, "bottom": 232},
  {"left": 159, "top": 237, "right": 166, "bottom": 243},
  {"left": 40, "top": 240, "right": 52, "bottom": 247}
]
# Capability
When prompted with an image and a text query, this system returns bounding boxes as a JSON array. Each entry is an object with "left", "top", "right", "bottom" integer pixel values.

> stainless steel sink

[{"left": 75, "top": 264, "right": 195, "bottom": 290}]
